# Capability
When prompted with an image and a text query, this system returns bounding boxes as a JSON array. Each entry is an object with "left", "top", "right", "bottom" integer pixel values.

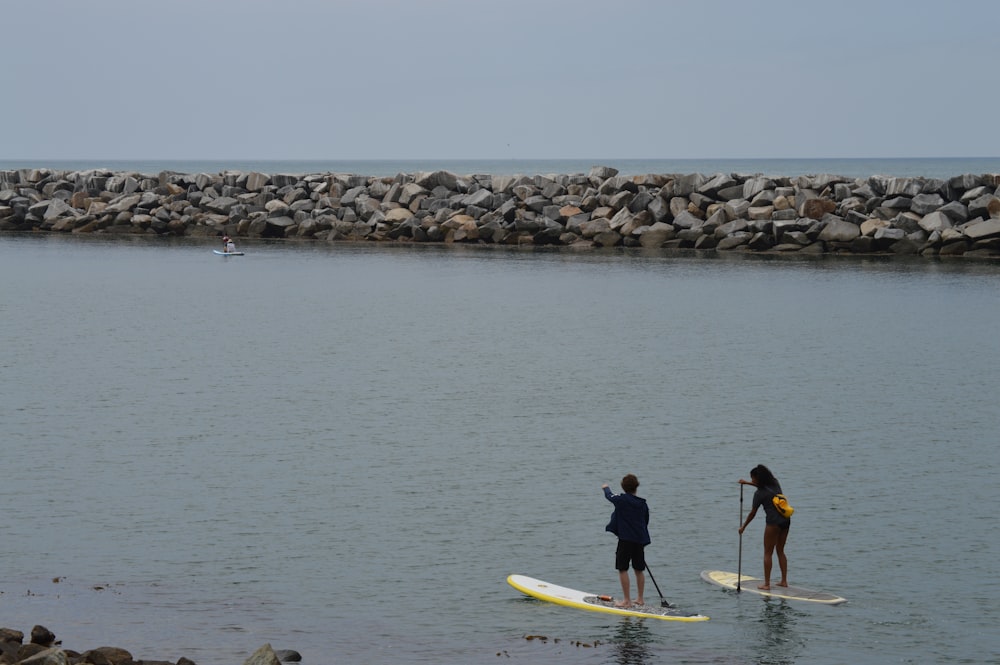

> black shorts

[{"left": 615, "top": 540, "right": 646, "bottom": 572}]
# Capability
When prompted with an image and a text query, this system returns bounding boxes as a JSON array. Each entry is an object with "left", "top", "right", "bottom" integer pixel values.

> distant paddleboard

[
  {"left": 507, "top": 574, "right": 708, "bottom": 622},
  {"left": 213, "top": 250, "right": 244, "bottom": 256},
  {"left": 700, "top": 570, "right": 846, "bottom": 605}
]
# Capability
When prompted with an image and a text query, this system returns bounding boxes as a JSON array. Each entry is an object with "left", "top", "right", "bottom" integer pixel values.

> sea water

[
  {"left": 3, "top": 156, "right": 1000, "bottom": 178},
  {"left": 1, "top": 235, "right": 998, "bottom": 665}
]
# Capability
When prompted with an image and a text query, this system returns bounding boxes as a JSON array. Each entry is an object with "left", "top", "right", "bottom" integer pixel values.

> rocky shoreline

[
  {"left": 0, "top": 625, "right": 298, "bottom": 665},
  {"left": 2, "top": 166, "right": 1000, "bottom": 257}
]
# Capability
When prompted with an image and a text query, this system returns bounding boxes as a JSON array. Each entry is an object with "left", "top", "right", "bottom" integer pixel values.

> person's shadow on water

[
  {"left": 747, "top": 599, "right": 806, "bottom": 665},
  {"left": 609, "top": 617, "right": 654, "bottom": 665}
]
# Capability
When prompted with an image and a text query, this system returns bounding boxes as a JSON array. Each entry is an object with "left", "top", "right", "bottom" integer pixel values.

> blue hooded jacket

[{"left": 604, "top": 486, "right": 651, "bottom": 545}]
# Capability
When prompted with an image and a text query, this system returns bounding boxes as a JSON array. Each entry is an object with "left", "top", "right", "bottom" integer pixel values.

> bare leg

[
  {"left": 775, "top": 525, "right": 790, "bottom": 587},
  {"left": 760, "top": 524, "right": 778, "bottom": 589},
  {"left": 634, "top": 570, "right": 645, "bottom": 606},
  {"left": 615, "top": 570, "right": 632, "bottom": 607}
]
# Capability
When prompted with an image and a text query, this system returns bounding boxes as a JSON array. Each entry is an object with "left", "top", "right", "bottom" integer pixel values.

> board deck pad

[
  {"left": 700, "top": 570, "right": 846, "bottom": 605},
  {"left": 508, "top": 574, "right": 708, "bottom": 622}
]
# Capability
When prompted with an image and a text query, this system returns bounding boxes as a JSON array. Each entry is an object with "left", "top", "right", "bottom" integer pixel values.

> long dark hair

[{"left": 750, "top": 464, "right": 780, "bottom": 491}]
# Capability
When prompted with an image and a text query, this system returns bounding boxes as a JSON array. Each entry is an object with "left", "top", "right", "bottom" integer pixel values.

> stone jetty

[
  {"left": 0, "top": 624, "right": 300, "bottom": 665},
  {"left": 2, "top": 166, "right": 1000, "bottom": 257}
]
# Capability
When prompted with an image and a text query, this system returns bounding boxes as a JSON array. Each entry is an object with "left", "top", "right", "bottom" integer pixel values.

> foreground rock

[
  {"left": 0, "top": 626, "right": 301, "bottom": 665},
  {"left": 2, "top": 166, "right": 1000, "bottom": 257}
]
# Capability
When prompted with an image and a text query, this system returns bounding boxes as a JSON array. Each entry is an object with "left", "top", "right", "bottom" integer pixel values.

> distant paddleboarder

[
  {"left": 738, "top": 464, "right": 790, "bottom": 590},
  {"left": 602, "top": 474, "right": 651, "bottom": 607}
]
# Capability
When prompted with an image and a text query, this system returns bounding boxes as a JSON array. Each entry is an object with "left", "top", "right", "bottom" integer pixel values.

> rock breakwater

[
  {"left": 3, "top": 166, "right": 1000, "bottom": 257},
  {"left": 0, "top": 624, "right": 300, "bottom": 665}
]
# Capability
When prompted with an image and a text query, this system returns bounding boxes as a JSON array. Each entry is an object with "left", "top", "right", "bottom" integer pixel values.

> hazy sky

[{"left": 4, "top": 0, "right": 998, "bottom": 160}]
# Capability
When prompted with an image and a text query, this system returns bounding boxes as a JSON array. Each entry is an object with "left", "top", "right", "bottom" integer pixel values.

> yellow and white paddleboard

[
  {"left": 700, "top": 570, "right": 847, "bottom": 605},
  {"left": 507, "top": 574, "right": 709, "bottom": 622}
]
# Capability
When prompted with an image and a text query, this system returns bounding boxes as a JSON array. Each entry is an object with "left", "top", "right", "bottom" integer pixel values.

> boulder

[
  {"left": 20, "top": 647, "right": 67, "bottom": 665},
  {"left": 918, "top": 211, "right": 952, "bottom": 233},
  {"left": 698, "top": 173, "right": 737, "bottom": 196},
  {"left": 638, "top": 222, "right": 675, "bottom": 247},
  {"left": 742, "top": 176, "right": 774, "bottom": 199},
  {"left": 714, "top": 218, "right": 749, "bottom": 239},
  {"left": 963, "top": 218, "right": 1000, "bottom": 240},
  {"left": 860, "top": 218, "right": 890, "bottom": 236},
  {"left": 104, "top": 194, "right": 141, "bottom": 214},
  {"left": 589, "top": 165, "right": 618, "bottom": 179},
  {"left": 244, "top": 644, "right": 282, "bottom": 665},
  {"left": 669, "top": 210, "right": 700, "bottom": 229},
  {"left": 800, "top": 198, "right": 836, "bottom": 219},
  {"left": 910, "top": 193, "right": 945, "bottom": 215},
  {"left": 43, "top": 199, "right": 74, "bottom": 220},
  {"left": 245, "top": 172, "right": 270, "bottom": 191},
  {"left": 818, "top": 219, "right": 861, "bottom": 243},
  {"left": 717, "top": 231, "right": 753, "bottom": 250},
  {"left": 414, "top": 170, "right": 458, "bottom": 191},
  {"left": 203, "top": 196, "right": 238, "bottom": 215}
]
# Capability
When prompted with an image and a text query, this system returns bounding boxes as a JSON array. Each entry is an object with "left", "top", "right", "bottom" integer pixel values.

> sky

[{"left": 3, "top": 0, "right": 999, "bottom": 161}]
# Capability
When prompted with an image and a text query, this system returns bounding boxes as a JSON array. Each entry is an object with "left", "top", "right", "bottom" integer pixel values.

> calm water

[
  {"left": 1, "top": 235, "right": 998, "bottom": 665},
  {"left": 3, "top": 156, "right": 1000, "bottom": 178}
]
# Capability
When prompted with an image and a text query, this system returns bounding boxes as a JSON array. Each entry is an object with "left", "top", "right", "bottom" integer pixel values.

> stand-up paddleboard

[
  {"left": 700, "top": 570, "right": 846, "bottom": 605},
  {"left": 213, "top": 250, "right": 245, "bottom": 256},
  {"left": 507, "top": 574, "right": 708, "bottom": 622}
]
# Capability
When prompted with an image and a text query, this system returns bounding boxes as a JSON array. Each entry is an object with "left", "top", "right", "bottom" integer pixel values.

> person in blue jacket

[{"left": 602, "top": 474, "right": 651, "bottom": 607}]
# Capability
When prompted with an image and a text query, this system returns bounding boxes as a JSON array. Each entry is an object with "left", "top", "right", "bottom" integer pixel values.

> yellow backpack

[{"left": 772, "top": 493, "right": 794, "bottom": 518}]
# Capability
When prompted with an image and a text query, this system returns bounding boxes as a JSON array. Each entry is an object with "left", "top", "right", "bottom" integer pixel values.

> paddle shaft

[
  {"left": 737, "top": 483, "right": 744, "bottom": 592},
  {"left": 644, "top": 563, "right": 670, "bottom": 607}
]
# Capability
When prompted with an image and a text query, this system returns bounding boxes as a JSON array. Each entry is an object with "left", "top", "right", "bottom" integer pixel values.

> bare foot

[
  {"left": 614, "top": 599, "right": 632, "bottom": 608},
  {"left": 634, "top": 598, "right": 645, "bottom": 607},
  {"left": 757, "top": 583, "right": 771, "bottom": 590},
  {"left": 777, "top": 581, "right": 789, "bottom": 588}
]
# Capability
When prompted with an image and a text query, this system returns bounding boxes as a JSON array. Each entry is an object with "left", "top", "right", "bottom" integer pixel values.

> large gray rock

[
  {"left": 667, "top": 173, "right": 706, "bottom": 197},
  {"left": 671, "top": 210, "right": 703, "bottom": 229},
  {"left": 638, "top": 221, "right": 675, "bottom": 247},
  {"left": 698, "top": 173, "right": 738, "bottom": 196},
  {"left": 937, "top": 200, "right": 969, "bottom": 223},
  {"left": 884, "top": 178, "right": 923, "bottom": 197},
  {"left": 743, "top": 176, "right": 774, "bottom": 199},
  {"left": 104, "top": 194, "right": 142, "bottom": 214},
  {"left": 714, "top": 218, "right": 749, "bottom": 239},
  {"left": 772, "top": 218, "right": 810, "bottom": 242},
  {"left": 244, "top": 644, "right": 282, "bottom": 665},
  {"left": 589, "top": 165, "right": 618, "bottom": 179},
  {"left": 918, "top": 211, "right": 952, "bottom": 233},
  {"left": 43, "top": 199, "right": 74, "bottom": 220},
  {"left": 967, "top": 194, "right": 998, "bottom": 220},
  {"left": 818, "top": 219, "right": 860, "bottom": 242},
  {"left": 874, "top": 227, "right": 906, "bottom": 242},
  {"left": 203, "top": 196, "right": 238, "bottom": 215},
  {"left": 716, "top": 183, "right": 746, "bottom": 200},
  {"left": 20, "top": 649, "right": 68, "bottom": 665},
  {"left": 717, "top": 231, "right": 753, "bottom": 250},
  {"left": 245, "top": 172, "right": 270, "bottom": 191},
  {"left": 963, "top": 218, "right": 1000, "bottom": 240},
  {"left": 414, "top": 170, "right": 458, "bottom": 191},
  {"left": 910, "top": 193, "right": 945, "bottom": 215}
]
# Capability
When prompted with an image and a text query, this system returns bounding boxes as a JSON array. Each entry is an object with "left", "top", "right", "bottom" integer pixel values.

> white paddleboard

[
  {"left": 507, "top": 574, "right": 708, "bottom": 622},
  {"left": 213, "top": 250, "right": 245, "bottom": 256},
  {"left": 700, "top": 570, "right": 846, "bottom": 605}
]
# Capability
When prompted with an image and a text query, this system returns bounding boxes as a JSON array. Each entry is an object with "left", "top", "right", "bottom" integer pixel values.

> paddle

[
  {"left": 644, "top": 564, "right": 671, "bottom": 607},
  {"left": 737, "top": 482, "right": 744, "bottom": 593}
]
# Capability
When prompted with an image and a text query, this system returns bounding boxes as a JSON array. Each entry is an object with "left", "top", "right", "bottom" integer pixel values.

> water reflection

[
  {"left": 748, "top": 599, "right": 805, "bottom": 665},
  {"left": 608, "top": 617, "right": 654, "bottom": 665}
]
